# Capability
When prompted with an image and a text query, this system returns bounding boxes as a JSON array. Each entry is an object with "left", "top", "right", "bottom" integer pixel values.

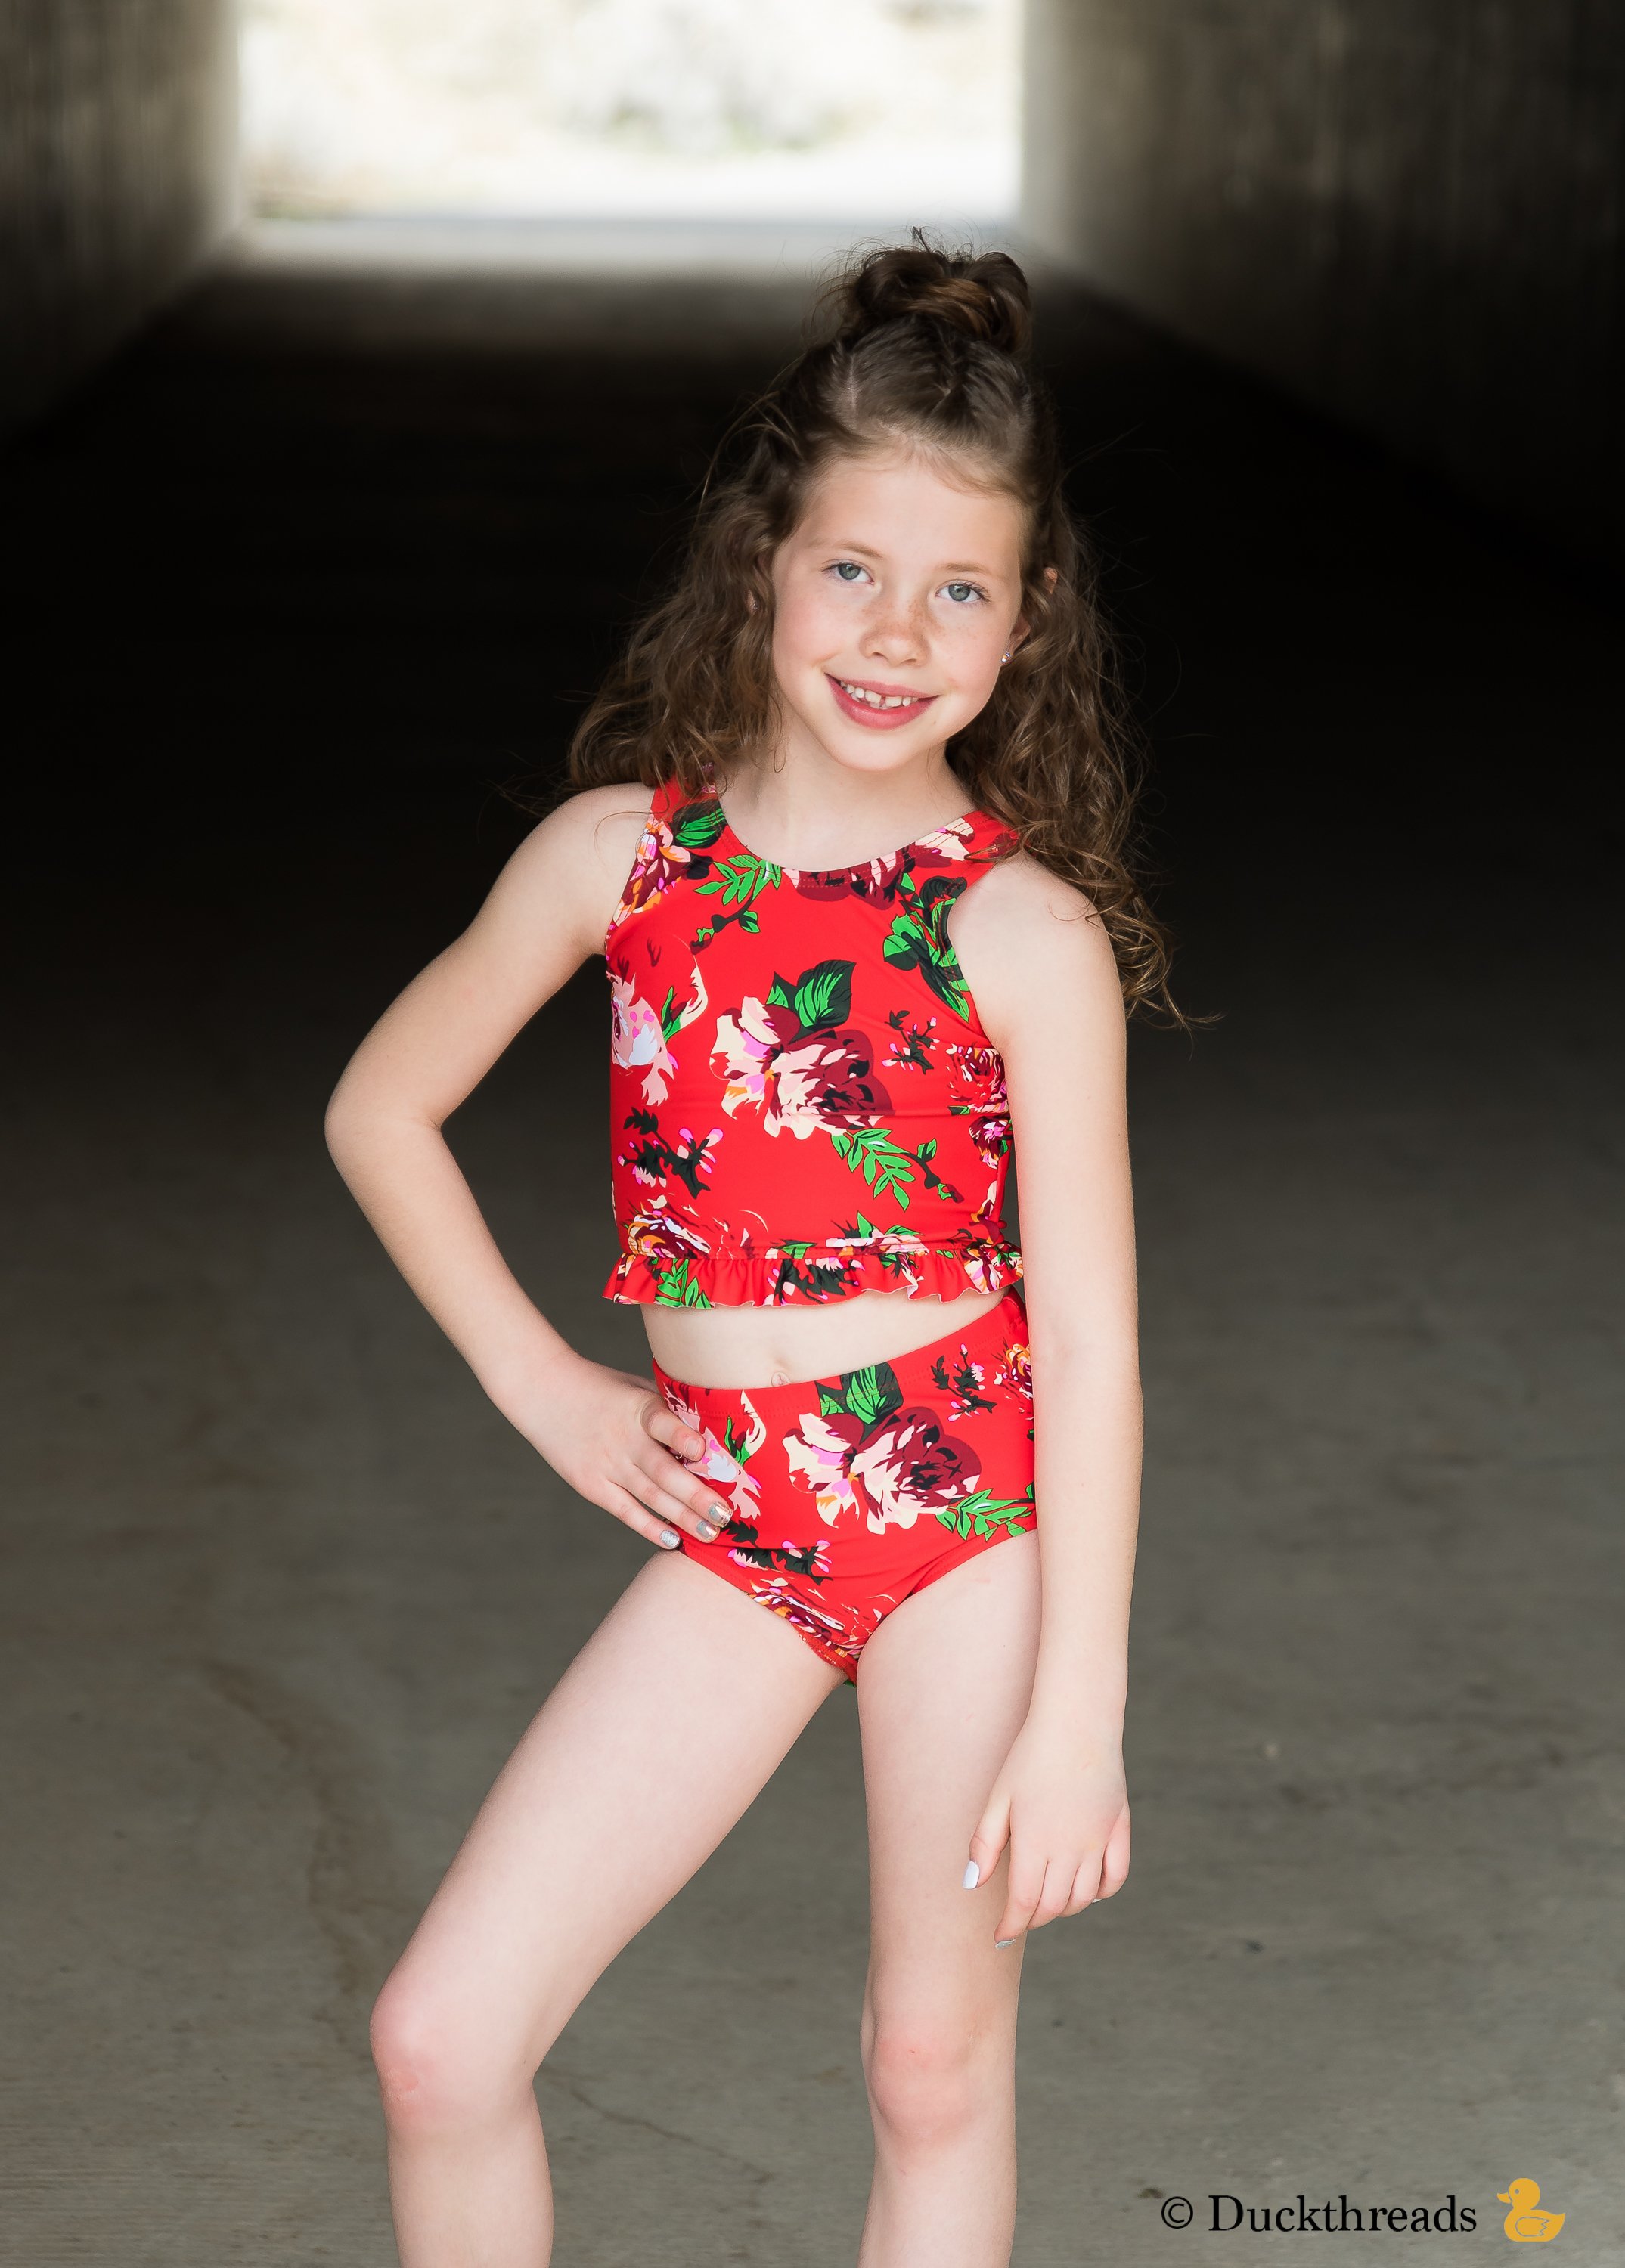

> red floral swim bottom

[{"left": 653, "top": 1291, "right": 1037, "bottom": 1680}]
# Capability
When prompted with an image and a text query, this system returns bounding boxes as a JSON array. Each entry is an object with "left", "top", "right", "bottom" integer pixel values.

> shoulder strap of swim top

[
  {"left": 650, "top": 772, "right": 725, "bottom": 828},
  {"left": 969, "top": 807, "right": 1020, "bottom": 862}
]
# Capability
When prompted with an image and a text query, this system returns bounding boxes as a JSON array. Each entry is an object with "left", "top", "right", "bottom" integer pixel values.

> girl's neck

[{"left": 719, "top": 742, "right": 969, "bottom": 871}]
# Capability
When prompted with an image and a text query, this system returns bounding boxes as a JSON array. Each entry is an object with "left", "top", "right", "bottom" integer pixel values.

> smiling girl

[{"left": 325, "top": 239, "right": 1177, "bottom": 2267}]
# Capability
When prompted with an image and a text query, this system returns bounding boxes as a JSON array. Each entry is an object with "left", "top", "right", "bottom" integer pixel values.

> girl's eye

[
  {"left": 831, "top": 561, "right": 866, "bottom": 583},
  {"left": 942, "top": 581, "right": 985, "bottom": 604}
]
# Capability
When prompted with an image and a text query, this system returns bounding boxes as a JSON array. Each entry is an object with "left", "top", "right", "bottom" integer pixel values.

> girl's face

[{"left": 767, "top": 445, "right": 1028, "bottom": 779}]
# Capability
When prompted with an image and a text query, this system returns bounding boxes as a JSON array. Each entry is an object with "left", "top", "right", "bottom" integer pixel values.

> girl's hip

[{"left": 653, "top": 1289, "right": 1035, "bottom": 1560}]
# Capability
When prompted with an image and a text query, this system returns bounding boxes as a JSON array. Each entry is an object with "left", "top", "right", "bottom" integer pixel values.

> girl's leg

[
  {"left": 371, "top": 1548, "right": 843, "bottom": 2268},
  {"left": 853, "top": 1531, "right": 1043, "bottom": 2268}
]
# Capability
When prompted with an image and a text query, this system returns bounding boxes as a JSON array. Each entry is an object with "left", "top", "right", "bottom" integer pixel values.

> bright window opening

[{"left": 241, "top": 0, "right": 1020, "bottom": 225}]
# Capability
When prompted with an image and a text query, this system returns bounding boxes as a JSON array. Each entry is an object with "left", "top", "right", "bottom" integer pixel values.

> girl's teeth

[{"left": 841, "top": 680, "right": 919, "bottom": 708}]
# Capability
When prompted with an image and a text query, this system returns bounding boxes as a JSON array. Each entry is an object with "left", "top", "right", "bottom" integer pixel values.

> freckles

[{"left": 935, "top": 615, "right": 1003, "bottom": 668}]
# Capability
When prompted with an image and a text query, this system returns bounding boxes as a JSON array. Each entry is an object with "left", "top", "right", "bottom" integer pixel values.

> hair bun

[{"left": 828, "top": 237, "right": 1032, "bottom": 358}]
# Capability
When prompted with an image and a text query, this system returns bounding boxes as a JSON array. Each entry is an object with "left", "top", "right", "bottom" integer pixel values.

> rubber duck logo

[{"left": 1497, "top": 2178, "right": 1565, "bottom": 2243}]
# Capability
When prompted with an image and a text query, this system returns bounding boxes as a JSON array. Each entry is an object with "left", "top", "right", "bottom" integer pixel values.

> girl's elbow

[
  {"left": 324, "top": 1080, "right": 440, "bottom": 1169},
  {"left": 324, "top": 1075, "right": 380, "bottom": 1167},
  {"left": 1040, "top": 1334, "right": 1141, "bottom": 1397},
  {"left": 323, "top": 1089, "right": 358, "bottom": 1169}
]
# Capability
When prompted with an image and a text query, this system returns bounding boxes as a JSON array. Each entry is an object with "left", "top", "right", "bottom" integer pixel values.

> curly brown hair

[{"left": 568, "top": 235, "right": 1179, "bottom": 1021}]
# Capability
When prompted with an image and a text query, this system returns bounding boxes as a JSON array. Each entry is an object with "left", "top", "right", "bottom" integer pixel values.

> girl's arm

[
  {"left": 324, "top": 788, "right": 731, "bottom": 1550},
  {"left": 951, "top": 856, "right": 1141, "bottom": 1941}
]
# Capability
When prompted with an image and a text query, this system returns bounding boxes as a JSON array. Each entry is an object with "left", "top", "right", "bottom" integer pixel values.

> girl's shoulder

[
  {"left": 549, "top": 780, "right": 658, "bottom": 874},
  {"left": 486, "top": 783, "right": 656, "bottom": 958},
  {"left": 545, "top": 778, "right": 657, "bottom": 838},
  {"left": 953, "top": 844, "right": 1123, "bottom": 1040},
  {"left": 523, "top": 779, "right": 654, "bottom": 868},
  {"left": 959, "top": 840, "right": 1106, "bottom": 943}
]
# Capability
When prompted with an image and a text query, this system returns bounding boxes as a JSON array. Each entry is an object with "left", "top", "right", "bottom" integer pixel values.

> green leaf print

[
  {"left": 657, "top": 985, "right": 685, "bottom": 1037},
  {"left": 791, "top": 959, "right": 854, "bottom": 1032},
  {"left": 934, "top": 1484, "right": 1035, "bottom": 1540},
  {"left": 721, "top": 1415, "right": 757, "bottom": 1464},
  {"left": 882, "top": 872, "right": 971, "bottom": 1018},
  {"left": 671, "top": 801, "right": 727, "bottom": 850},
  {"left": 818, "top": 1383, "right": 847, "bottom": 1418},
  {"left": 842, "top": 1363, "right": 903, "bottom": 1428},
  {"left": 696, "top": 853, "right": 782, "bottom": 909},
  {"left": 764, "top": 961, "right": 854, "bottom": 1030},
  {"left": 654, "top": 1259, "right": 712, "bottom": 1309},
  {"left": 830, "top": 1126, "right": 918, "bottom": 1206}
]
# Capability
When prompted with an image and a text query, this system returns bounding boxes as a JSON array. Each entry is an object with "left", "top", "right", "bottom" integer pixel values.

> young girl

[{"left": 326, "top": 239, "right": 1174, "bottom": 2267}]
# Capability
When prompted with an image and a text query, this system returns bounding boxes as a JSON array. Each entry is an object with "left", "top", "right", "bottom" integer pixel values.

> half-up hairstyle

[{"left": 569, "top": 234, "right": 1179, "bottom": 1021}]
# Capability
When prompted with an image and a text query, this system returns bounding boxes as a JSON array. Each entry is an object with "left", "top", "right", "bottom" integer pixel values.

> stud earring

[{"left": 1000, "top": 649, "right": 1011, "bottom": 664}]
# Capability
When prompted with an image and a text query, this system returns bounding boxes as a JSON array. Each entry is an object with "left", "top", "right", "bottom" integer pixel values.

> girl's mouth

[{"left": 827, "top": 674, "right": 936, "bottom": 730}]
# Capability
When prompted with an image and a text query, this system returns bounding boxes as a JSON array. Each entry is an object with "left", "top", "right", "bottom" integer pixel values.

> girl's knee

[
  {"left": 370, "top": 1972, "right": 533, "bottom": 2142},
  {"left": 862, "top": 2009, "right": 1003, "bottom": 2149}
]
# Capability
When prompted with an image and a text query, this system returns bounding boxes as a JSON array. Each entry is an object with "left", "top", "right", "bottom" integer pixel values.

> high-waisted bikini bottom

[{"left": 653, "top": 1290, "right": 1037, "bottom": 1681}]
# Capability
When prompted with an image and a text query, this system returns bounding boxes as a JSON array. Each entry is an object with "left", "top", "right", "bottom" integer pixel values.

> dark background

[{"left": 8, "top": 263, "right": 1617, "bottom": 1090}]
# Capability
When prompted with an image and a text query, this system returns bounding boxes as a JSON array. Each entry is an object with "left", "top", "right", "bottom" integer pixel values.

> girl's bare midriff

[{"left": 641, "top": 1279, "right": 1009, "bottom": 1390}]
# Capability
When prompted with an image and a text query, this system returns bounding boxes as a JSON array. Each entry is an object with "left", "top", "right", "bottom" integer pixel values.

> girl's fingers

[
  {"left": 1098, "top": 1815, "right": 1131, "bottom": 1898},
  {"left": 631, "top": 1475, "right": 727, "bottom": 1543},
  {"left": 998, "top": 1837, "right": 1124, "bottom": 1934},
  {"left": 678, "top": 1473, "right": 730, "bottom": 1523},
  {"left": 965, "top": 1797, "right": 1011, "bottom": 1890},
  {"left": 637, "top": 1405, "right": 728, "bottom": 1521},
  {"left": 601, "top": 1481, "right": 684, "bottom": 1551},
  {"left": 994, "top": 1858, "right": 1046, "bottom": 1947},
  {"left": 642, "top": 1401, "right": 706, "bottom": 1461},
  {"left": 631, "top": 1448, "right": 727, "bottom": 1527},
  {"left": 1020, "top": 1857, "right": 1078, "bottom": 1933},
  {"left": 1042, "top": 1855, "right": 1085, "bottom": 1926},
  {"left": 613, "top": 1453, "right": 719, "bottom": 1534},
  {"left": 1062, "top": 1854, "right": 1104, "bottom": 1916}
]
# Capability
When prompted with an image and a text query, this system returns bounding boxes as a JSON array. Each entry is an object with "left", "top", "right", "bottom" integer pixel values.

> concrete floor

[{"left": 3, "top": 237, "right": 1622, "bottom": 2264}]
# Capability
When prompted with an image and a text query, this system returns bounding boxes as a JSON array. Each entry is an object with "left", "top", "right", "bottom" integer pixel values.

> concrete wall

[
  {"left": 1023, "top": 0, "right": 1623, "bottom": 558},
  {"left": 0, "top": 0, "right": 238, "bottom": 430}
]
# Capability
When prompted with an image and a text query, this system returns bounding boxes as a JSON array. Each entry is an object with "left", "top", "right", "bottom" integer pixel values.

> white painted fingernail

[
  {"left": 659, "top": 1527, "right": 681, "bottom": 1549},
  {"left": 995, "top": 1938, "right": 1018, "bottom": 1950},
  {"left": 962, "top": 1861, "right": 981, "bottom": 1890}
]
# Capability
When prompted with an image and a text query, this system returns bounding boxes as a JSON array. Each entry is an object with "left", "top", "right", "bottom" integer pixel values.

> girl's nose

[{"left": 864, "top": 603, "right": 925, "bottom": 663}]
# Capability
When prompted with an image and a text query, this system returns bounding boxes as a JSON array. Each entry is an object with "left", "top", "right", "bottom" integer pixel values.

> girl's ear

[{"left": 1009, "top": 565, "right": 1058, "bottom": 654}]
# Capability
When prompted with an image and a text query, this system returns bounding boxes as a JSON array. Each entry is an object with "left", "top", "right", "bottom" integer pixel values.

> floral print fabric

[
  {"left": 653, "top": 1291, "right": 1037, "bottom": 1679},
  {"left": 604, "top": 779, "right": 1022, "bottom": 1307}
]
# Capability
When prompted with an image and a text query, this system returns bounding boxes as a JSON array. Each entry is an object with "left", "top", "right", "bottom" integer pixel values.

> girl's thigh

[
  {"left": 856, "top": 1532, "right": 1042, "bottom": 2012},
  {"left": 378, "top": 1548, "right": 843, "bottom": 2087}
]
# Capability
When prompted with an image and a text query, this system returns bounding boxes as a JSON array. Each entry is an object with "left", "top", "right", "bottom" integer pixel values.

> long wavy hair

[{"left": 568, "top": 235, "right": 1180, "bottom": 1021}]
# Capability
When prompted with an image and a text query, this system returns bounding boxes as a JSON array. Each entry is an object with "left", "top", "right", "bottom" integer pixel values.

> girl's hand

[
  {"left": 965, "top": 1715, "right": 1130, "bottom": 1947},
  {"left": 507, "top": 1356, "right": 731, "bottom": 1551}
]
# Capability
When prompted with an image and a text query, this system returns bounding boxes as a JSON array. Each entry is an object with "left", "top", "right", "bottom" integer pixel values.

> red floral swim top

[{"left": 603, "top": 779, "right": 1022, "bottom": 1307}]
